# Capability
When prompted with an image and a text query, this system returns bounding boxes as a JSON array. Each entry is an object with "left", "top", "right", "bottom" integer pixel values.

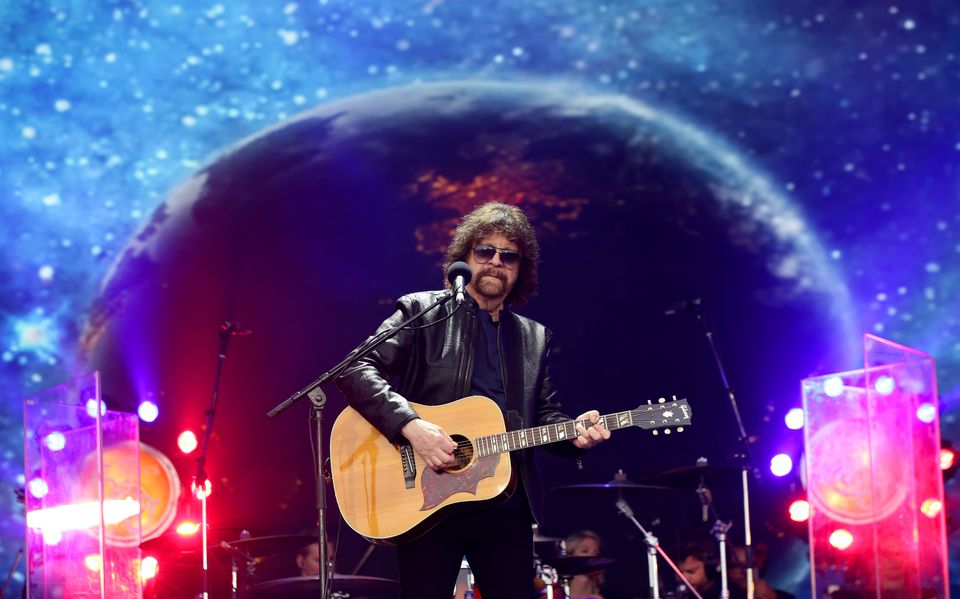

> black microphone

[
  {"left": 220, "top": 321, "right": 253, "bottom": 336},
  {"left": 446, "top": 261, "right": 472, "bottom": 305},
  {"left": 664, "top": 297, "right": 702, "bottom": 316}
]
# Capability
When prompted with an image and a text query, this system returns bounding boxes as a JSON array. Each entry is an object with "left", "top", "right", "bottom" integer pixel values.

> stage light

[
  {"left": 177, "top": 430, "right": 198, "bottom": 454},
  {"left": 788, "top": 499, "right": 810, "bottom": 522},
  {"left": 43, "top": 431, "right": 66, "bottom": 452},
  {"left": 916, "top": 402, "right": 936, "bottom": 424},
  {"left": 822, "top": 376, "right": 844, "bottom": 397},
  {"left": 940, "top": 447, "right": 956, "bottom": 471},
  {"left": 192, "top": 479, "right": 212, "bottom": 500},
  {"left": 84, "top": 554, "right": 102, "bottom": 573},
  {"left": 829, "top": 528, "right": 854, "bottom": 550},
  {"left": 784, "top": 408, "right": 805, "bottom": 430},
  {"left": 920, "top": 498, "right": 943, "bottom": 519},
  {"left": 138, "top": 400, "right": 159, "bottom": 423},
  {"left": 42, "top": 529, "right": 62, "bottom": 546},
  {"left": 85, "top": 398, "right": 107, "bottom": 418},
  {"left": 141, "top": 556, "right": 159, "bottom": 581},
  {"left": 28, "top": 477, "right": 49, "bottom": 499},
  {"left": 176, "top": 520, "right": 200, "bottom": 536},
  {"left": 874, "top": 375, "right": 895, "bottom": 396},
  {"left": 770, "top": 453, "right": 793, "bottom": 477}
]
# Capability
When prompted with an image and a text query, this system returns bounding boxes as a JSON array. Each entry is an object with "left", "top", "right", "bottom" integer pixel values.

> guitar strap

[{"left": 503, "top": 310, "right": 527, "bottom": 431}]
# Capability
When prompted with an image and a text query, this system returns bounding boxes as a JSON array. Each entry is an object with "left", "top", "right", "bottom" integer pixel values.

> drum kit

[{"left": 140, "top": 461, "right": 737, "bottom": 599}]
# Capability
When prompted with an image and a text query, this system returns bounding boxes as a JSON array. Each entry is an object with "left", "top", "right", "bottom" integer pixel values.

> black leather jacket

[{"left": 336, "top": 290, "right": 581, "bottom": 524}]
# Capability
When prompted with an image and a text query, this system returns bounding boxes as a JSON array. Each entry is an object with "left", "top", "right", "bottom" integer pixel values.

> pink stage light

[
  {"left": 916, "top": 402, "right": 936, "bottom": 424},
  {"left": 829, "top": 529, "right": 854, "bottom": 550},
  {"left": 28, "top": 477, "right": 49, "bottom": 499},
  {"left": 822, "top": 376, "right": 844, "bottom": 397},
  {"left": 43, "top": 431, "right": 66, "bottom": 452},
  {"left": 177, "top": 430, "right": 198, "bottom": 454},
  {"left": 874, "top": 375, "right": 895, "bottom": 395},
  {"left": 84, "top": 554, "right": 102, "bottom": 573},
  {"left": 940, "top": 448, "right": 956, "bottom": 471},
  {"left": 921, "top": 498, "right": 943, "bottom": 519},
  {"left": 85, "top": 398, "right": 107, "bottom": 418}
]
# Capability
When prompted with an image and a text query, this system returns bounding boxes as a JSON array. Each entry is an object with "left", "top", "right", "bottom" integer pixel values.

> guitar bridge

[{"left": 400, "top": 443, "right": 416, "bottom": 489}]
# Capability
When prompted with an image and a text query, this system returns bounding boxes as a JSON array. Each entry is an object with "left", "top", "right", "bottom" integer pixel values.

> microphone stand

[
  {"left": 194, "top": 322, "right": 247, "bottom": 599},
  {"left": 685, "top": 300, "right": 757, "bottom": 599},
  {"left": 615, "top": 498, "right": 703, "bottom": 599},
  {"left": 267, "top": 290, "right": 459, "bottom": 599}
]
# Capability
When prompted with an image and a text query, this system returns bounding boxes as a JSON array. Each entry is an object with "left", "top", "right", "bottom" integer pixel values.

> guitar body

[{"left": 330, "top": 395, "right": 514, "bottom": 545}]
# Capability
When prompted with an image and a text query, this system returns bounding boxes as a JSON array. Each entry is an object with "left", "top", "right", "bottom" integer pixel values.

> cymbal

[
  {"left": 218, "top": 534, "right": 317, "bottom": 557},
  {"left": 552, "top": 480, "right": 673, "bottom": 493},
  {"left": 541, "top": 555, "right": 615, "bottom": 576},
  {"left": 141, "top": 532, "right": 315, "bottom": 559},
  {"left": 140, "top": 528, "right": 265, "bottom": 554},
  {"left": 249, "top": 574, "right": 399, "bottom": 597},
  {"left": 637, "top": 463, "right": 739, "bottom": 487},
  {"left": 533, "top": 531, "right": 562, "bottom": 543}
]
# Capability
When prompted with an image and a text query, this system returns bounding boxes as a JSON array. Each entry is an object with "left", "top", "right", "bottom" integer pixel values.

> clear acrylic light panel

[
  {"left": 23, "top": 372, "right": 142, "bottom": 598},
  {"left": 801, "top": 335, "right": 948, "bottom": 598}
]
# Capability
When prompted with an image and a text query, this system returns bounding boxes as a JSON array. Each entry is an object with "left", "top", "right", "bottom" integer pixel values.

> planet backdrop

[{"left": 1, "top": 2, "right": 959, "bottom": 597}]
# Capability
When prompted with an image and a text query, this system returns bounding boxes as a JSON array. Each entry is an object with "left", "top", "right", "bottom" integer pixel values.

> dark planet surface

[{"left": 83, "top": 80, "right": 853, "bottom": 587}]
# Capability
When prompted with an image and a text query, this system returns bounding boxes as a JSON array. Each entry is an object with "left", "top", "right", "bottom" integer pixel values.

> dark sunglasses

[{"left": 473, "top": 244, "right": 521, "bottom": 268}]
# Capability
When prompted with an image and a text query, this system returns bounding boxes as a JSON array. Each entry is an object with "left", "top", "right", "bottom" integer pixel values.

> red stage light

[
  {"left": 176, "top": 520, "right": 200, "bottom": 536},
  {"left": 192, "top": 478, "right": 212, "bottom": 500},
  {"left": 177, "top": 430, "right": 198, "bottom": 454},
  {"left": 788, "top": 499, "right": 810, "bottom": 522},
  {"left": 141, "top": 555, "right": 159, "bottom": 581},
  {"left": 939, "top": 447, "right": 956, "bottom": 471},
  {"left": 829, "top": 528, "right": 854, "bottom": 550}
]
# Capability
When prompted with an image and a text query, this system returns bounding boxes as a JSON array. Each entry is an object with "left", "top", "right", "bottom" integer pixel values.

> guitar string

[{"left": 446, "top": 404, "right": 686, "bottom": 454}]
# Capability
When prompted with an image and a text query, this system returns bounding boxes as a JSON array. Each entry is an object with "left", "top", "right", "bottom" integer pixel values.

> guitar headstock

[{"left": 633, "top": 397, "right": 692, "bottom": 435}]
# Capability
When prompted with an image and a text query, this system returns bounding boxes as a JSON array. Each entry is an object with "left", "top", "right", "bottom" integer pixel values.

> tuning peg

[
  {"left": 652, "top": 430, "right": 659, "bottom": 436},
  {"left": 664, "top": 429, "right": 671, "bottom": 435},
  {"left": 677, "top": 427, "right": 684, "bottom": 432},
  {"left": 658, "top": 397, "right": 666, "bottom": 404}
]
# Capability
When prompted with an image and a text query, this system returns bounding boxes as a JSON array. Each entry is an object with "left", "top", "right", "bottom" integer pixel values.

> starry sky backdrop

[{"left": 1, "top": 0, "right": 959, "bottom": 595}]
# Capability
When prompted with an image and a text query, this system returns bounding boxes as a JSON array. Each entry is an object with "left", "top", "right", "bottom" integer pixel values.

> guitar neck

[{"left": 474, "top": 401, "right": 683, "bottom": 457}]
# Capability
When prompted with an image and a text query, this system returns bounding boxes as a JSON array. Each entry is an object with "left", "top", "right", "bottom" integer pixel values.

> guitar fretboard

[{"left": 474, "top": 402, "right": 685, "bottom": 457}]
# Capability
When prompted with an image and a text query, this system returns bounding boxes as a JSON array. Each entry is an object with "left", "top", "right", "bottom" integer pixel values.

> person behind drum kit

[
  {"left": 295, "top": 536, "right": 336, "bottom": 577},
  {"left": 563, "top": 530, "right": 606, "bottom": 599},
  {"left": 727, "top": 545, "right": 795, "bottom": 599},
  {"left": 676, "top": 542, "right": 746, "bottom": 599},
  {"left": 337, "top": 201, "right": 612, "bottom": 599}
]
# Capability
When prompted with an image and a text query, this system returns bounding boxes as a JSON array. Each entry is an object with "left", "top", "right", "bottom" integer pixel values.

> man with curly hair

[{"left": 337, "top": 201, "right": 610, "bottom": 599}]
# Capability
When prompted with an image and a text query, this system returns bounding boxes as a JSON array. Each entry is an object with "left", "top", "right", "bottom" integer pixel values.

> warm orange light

[
  {"left": 141, "top": 555, "right": 159, "bottom": 581},
  {"left": 788, "top": 499, "right": 810, "bottom": 522},
  {"left": 176, "top": 520, "right": 200, "bottom": 536},
  {"left": 940, "top": 448, "right": 955, "bottom": 471},
  {"left": 921, "top": 498, "right": 943, "bottom": 519},
  {"left": 829, "top": 528, "right": 854, "bottom": 550},
  {"left": 84, "top": 554, "right": 102, "bottom": 572},
  {"left": 192, "top": 478, "right": 212, "bottom": 500},
  {"left": 177, "top": 430, "right": 198, "bottom": 454}
]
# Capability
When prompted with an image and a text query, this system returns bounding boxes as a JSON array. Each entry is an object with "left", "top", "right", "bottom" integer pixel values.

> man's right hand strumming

[{"left": 401, "top": 418, "right": 457, "bottom": 470}]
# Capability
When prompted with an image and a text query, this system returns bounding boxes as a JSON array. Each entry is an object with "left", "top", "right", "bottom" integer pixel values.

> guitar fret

[{"left": 466, "top": 400, "right": 686, "bottom": 459}]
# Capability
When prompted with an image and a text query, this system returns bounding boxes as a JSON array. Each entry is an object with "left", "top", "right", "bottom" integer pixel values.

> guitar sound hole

[{"left": 448, "top": 434, "right": 474, "bottom": 471}]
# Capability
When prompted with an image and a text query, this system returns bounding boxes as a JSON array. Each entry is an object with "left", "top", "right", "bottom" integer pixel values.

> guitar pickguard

[{"left": 419, "top": 454, "right": 501, "bottom": 510}]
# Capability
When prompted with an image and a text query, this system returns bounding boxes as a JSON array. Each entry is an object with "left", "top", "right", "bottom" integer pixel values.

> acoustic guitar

[{"left": 330, "top": 394, "right": 691, "bottom": 544}]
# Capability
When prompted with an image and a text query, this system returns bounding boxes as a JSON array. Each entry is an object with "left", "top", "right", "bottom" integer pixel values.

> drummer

[
  {"left": 296, "top": 536, "right": 336, "bottom": 577},
  {"left": 563, "top": 530, "right": 606, "bottom": 599}
]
